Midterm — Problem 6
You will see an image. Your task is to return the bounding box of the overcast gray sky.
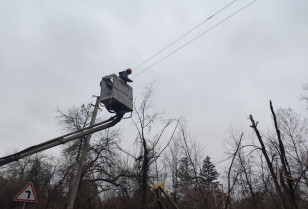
[0,0,307,168]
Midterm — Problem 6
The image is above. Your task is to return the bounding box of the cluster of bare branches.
[1,85,308,209]
[224,102,308,209]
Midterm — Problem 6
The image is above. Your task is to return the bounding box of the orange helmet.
[126,68,132,74]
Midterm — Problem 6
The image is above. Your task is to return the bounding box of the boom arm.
[0,114,123,167]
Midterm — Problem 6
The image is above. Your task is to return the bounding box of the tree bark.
[270,101,298,209]
[249,114,287,208]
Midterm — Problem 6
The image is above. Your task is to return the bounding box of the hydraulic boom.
[0,74,133,167]
[0,114,123,167]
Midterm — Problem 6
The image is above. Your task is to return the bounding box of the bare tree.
[163,139,181,203]
[131,84,179,209]
[0,153,65,209]
[224,132,243,209]
[56,103,135,209]
[276,108,308,190]
[249,101,301,209]
[176,118,209,209]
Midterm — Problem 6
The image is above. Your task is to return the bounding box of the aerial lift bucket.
[100,74,133,115]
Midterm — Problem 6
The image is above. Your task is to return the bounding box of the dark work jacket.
[119,71,133,83]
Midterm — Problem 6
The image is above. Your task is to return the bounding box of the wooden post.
[220,184,225,209]
[212,184,218,209]
[67,97,100,209]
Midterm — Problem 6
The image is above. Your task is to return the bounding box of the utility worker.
[119,68,133,83]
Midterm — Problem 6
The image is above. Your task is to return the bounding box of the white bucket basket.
[100,74,133,114]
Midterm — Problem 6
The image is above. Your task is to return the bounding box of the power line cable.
[60,0,256,118]
[63,0,256,123]
[133,0,239,71]
[133,0,257,78]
